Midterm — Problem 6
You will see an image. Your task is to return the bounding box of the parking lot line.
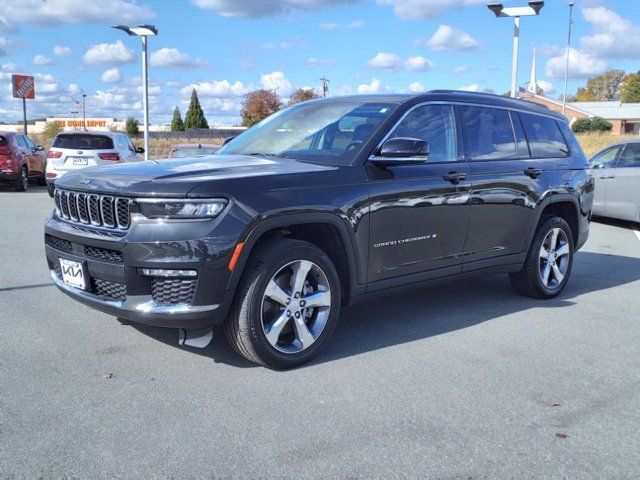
[634,228,640,243]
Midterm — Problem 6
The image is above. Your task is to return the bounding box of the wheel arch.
[527,195,580,248]
[227,213,364,303]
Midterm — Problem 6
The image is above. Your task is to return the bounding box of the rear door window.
[461,106,517,160]
[520,113,569,158]
[52,134,114,150]
[16,136,28,148]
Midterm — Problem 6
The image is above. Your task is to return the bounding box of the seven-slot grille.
[55,189,131,230]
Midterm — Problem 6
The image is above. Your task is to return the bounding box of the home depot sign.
[12,75,35,99]
[52,119,110,128]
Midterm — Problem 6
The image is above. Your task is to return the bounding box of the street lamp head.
[487,3,504,17]
[111,24,158,36]
[528,1,544,14]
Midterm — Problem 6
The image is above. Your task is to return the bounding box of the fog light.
[140,268,197,278]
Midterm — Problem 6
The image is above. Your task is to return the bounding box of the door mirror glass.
[135,146,145,154]
[36,145,45,151]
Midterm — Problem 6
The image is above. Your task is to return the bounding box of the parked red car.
[0,131,46,192]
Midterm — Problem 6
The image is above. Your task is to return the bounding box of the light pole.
[111,24,158,161]
[487,2,544,98]
[82,94,87,131]
[562,2,575,115]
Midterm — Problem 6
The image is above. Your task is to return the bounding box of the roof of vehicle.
[55,130,123,138]
[309,90,566,121]
[0,130,17,136]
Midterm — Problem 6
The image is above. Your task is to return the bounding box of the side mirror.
[372,137,429,166]
[222,136,236,146]
[36,145,45,151]
[135,147,145,154]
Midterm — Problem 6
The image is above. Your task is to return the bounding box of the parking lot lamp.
[487,2,544,98]
[562,2,575,115]
[111,25,158,161]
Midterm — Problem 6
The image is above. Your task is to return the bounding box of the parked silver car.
[46,131,144,196]
[590,139,640,223]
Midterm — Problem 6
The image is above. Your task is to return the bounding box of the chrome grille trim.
[54,189,131,231]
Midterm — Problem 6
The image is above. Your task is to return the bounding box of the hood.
[56,154,336,197]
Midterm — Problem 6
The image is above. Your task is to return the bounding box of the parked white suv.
[46,131,144,196]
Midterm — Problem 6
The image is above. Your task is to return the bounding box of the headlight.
[137,198,228,219]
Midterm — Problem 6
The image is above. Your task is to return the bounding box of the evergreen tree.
[184,89,209,129]
[171,106,185,132]
[125,117,140,136]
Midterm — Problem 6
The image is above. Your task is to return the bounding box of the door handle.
[524,167,542,178]
[599,176,615,179]
[443,171,466,184]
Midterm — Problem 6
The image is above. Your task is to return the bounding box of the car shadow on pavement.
[126,251,640,369]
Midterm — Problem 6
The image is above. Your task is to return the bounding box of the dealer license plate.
[59,258,86,290]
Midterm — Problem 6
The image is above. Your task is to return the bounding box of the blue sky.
[1,0,639,125]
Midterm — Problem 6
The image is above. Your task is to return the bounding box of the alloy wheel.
[539,227,570,289]
[21,168,28,190]
[260,260,332,354]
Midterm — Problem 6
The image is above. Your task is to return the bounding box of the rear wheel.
[14,166,28,192]
[510,216,574,299]
[224,239,341,369]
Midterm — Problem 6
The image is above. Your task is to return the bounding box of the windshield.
[170,146,218,158]
[217,100,399,165]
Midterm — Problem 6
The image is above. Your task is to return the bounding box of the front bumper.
[44,212,241,329]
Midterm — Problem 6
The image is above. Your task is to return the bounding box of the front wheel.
[510,216,574,299]
[224,239,341,369]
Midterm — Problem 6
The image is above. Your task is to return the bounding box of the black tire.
[510,215,574,299]
[47,183,55,198]
[14,166,28,192]
[37,172,47,186]
[224,238,342,369]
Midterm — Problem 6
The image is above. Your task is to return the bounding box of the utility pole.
[562,2,575,115]
[22,98,27,134]
[320,76,329,98]
[82,94,87,131]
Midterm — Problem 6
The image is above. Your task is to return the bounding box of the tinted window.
[591,146,620,168]
[461,106,516,160]
[52,134,114,150]
[16,135,28,148]
[617,143,640,168]
[387,104,457,162]
[520,113,568,158]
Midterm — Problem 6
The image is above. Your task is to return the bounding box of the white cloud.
[536,80,555,94]
[378,0,484,20]
[33,54,55,65]
[321,20,364,30]
[0,0,155,27]
[368,52,400,70]
[407,82,424,93]
[545,47,606,79]
[307,57,341,68]
[459,84,480,92]
[0,36,10,56]
[357,78,386,94]
[100,67,122,83]
[1,62,17,72]
[405,56,435,72]
[580,6,640,60]
[53,45,72,57]
[422,25,480,51]
[191,0,356,17]
[67,84,81,95]
[452,65,468,75]
[149,48,207,69]
[180,80,248,98]
[83,40,135,65]
[260,71,293,96]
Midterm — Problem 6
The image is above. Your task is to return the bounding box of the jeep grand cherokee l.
[44,91,593,369]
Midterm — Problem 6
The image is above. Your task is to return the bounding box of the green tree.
[240,89,283,127]
[287,88,321,106]
[184,89,209,129]
[125,117,140,136]
[42,121,62,140]
[571,117,613,133]
[170,106,185,132]
[575,70,626,101]
[621,71,640,103]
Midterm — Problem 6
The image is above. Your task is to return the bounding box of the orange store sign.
[54,120,109,128]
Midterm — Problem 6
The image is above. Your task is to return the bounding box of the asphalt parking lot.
[1,186,639,479]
